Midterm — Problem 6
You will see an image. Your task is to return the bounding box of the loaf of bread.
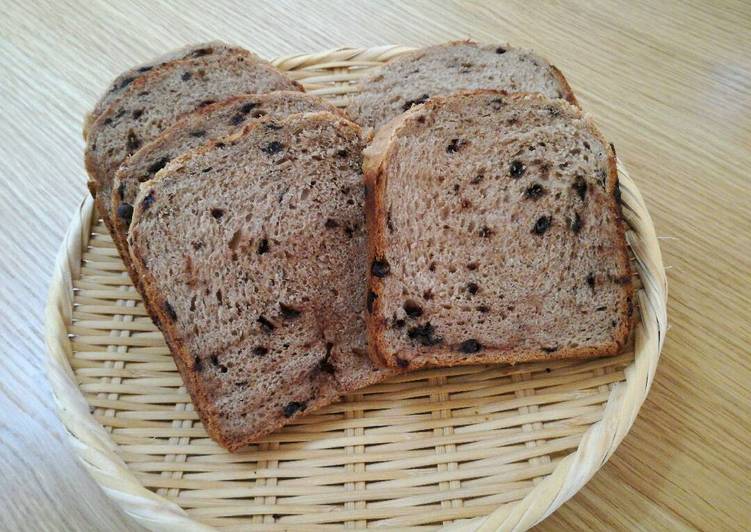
[128,112,394,450]
[110,91,340,274]
[83,42,244,138]
[363,91,633,369]
[347,41,577,131]
[84,49,300,240]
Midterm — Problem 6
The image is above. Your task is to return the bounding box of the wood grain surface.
[1,0,749,530]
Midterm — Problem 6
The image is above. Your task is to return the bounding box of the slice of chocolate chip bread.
[128,112,395,450]
[110,91,341,274]
[347,41,577,131]
[364,91,633,369]
[83,41,243,139]
[84,51,300,240]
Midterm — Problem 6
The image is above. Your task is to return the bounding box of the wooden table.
[1,1,749,530]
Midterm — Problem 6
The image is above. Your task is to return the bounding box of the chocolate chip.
[542,346,558,353]
[459,339,482,353]
[164,301,177,321]
[117,202,133,224]
[142,191,155,210]
[402,93,429,111]
[253,346,269,356]
[477,305,490,313]
[193,356,203,372]
[583,141,591,150]
[429,262,436,272]
[446,138,465,153]
[235,381,248,387]
[279,303,301,319]
[210,354,220,367]
[147,156,170,175]
[210,208,224,219]
[366,291,378,313]
[262,141,284,155]
[344,226,355,238]
[257,315,275,332]
[198,99,215,108]
[190,130,206,138]
[283,401,306,417]
[126,131,141,152]
[119,76,135,89]
[547,106,561,117]
[596,306,607,311]
[117,182,126,201]
[181,71,192,81]
[190,47,213,57]
[573,175,587,200]
[407,322,442,346]
[471,173,484,184]
[395,357,410,368]
[239,102,257,114]
[532,216,552,235]
[191,241,203,250]
[132,109,144,119]
[490,98,504,111]
[586,272,596,291]
[509,160,526,178]
[257,238,269,255]
[324,218,339,229]
[467,262,479,271]
[336,149,349,158]
[627,299,634,317]
[387,209,394,233]
[570,212,583,234]
[371,259,390,278]
[467,282,479,295]
[230,113,246,126]
[403,300,423,318]
[393,318,406,329]
[525,183,545,200]
[319,344,336,374]
[479,226,493,238]
[422,289,434,300]
[495,46,506,54]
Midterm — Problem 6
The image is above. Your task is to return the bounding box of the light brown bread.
[128,112,394,450]
[110,91,340,273]
[363,91,633,369]
[84,50,300,239]
[83,42,243,139]
[347,41,577,131]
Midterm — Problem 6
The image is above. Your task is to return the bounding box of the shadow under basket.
[46,45,667,531]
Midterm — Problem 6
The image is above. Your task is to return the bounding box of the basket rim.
[45,45,667,532]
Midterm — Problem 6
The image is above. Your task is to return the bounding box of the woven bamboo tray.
[46,46,667,531]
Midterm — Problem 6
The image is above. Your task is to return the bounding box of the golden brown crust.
[363,90,634,370]
[548,64,579,107]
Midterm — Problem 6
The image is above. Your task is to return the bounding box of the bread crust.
[364,90,634,369]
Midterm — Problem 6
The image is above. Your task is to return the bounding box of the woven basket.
[46,46,667,531]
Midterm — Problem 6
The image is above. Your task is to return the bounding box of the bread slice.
[127,112,395,450]
[83,42,243,138]
[110,91,340,274]
[363,91,634,369]
[84,51,300,240]
[347,41,577,131]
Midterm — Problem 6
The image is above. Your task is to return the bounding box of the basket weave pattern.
[46,46,667,531]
